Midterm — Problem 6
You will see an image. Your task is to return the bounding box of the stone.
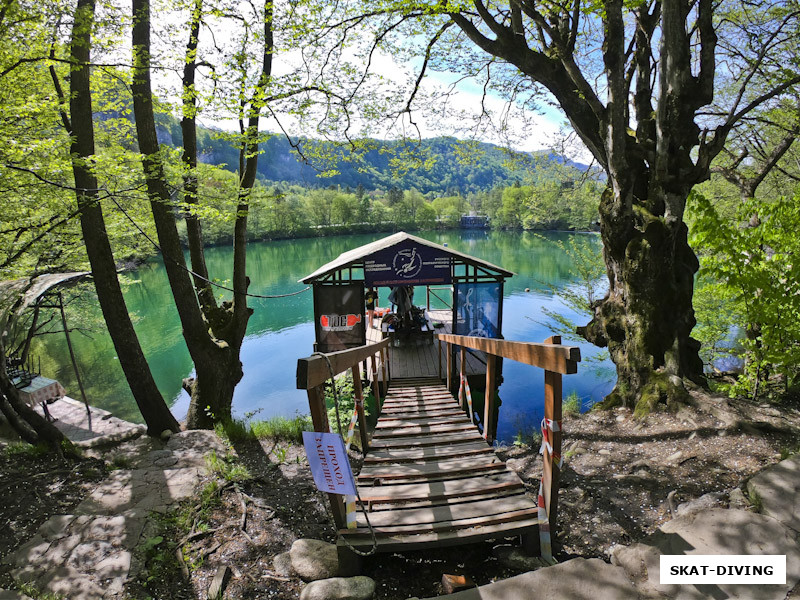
[747,454,800,533]
[613,509,800,600]
[728,487,749,510]
[616,415,625,422]
[666,451,682,462]
[290,539,339,581]
[0,591,33,600]
[675,492,725,517]
[418,558,637,600]
[442,574,474,594]
[160,429,173,441]
[36,565,106,600]
[492,545,546,571]
[598,449,611,456]
[299,576,375,600]
[273,551,295,577]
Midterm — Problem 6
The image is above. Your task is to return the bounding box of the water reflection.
[32,230,614,440]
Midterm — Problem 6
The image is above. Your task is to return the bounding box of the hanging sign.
[454,282,501,338]
[365,239,452,286]
[302,431,357,496]
[313,283,366,352]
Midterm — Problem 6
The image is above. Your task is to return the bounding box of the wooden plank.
[379,408,463,419]
[297,338,390,389]
[351,365,369,451]
[375,416,471,429]
[369,431,485,449]
[363,487,529,512]
[364,444,494,464]
[435,333,580,374]
[372,423,476,438]
[484,353,496,443]
[351,493,534,528]
[358,471,524,504]
[358,456,505,481]
[340,516,541,551]
[343,507,540,536]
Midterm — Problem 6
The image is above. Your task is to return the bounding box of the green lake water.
[34,230,614,443]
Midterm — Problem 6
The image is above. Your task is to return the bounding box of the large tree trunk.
[66,0,179,435]
[132,0,252,429]
[579,187,705,414]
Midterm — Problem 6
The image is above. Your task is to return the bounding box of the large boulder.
[747,454,800,533]
[300,576,375,600]
[612,508,800,599]
[290,539,339,581]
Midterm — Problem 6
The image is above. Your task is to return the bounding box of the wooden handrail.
[297,338,391,390]
[436,333,580,375]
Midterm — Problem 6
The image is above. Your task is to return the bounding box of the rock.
[573,446,587,455]
[0,591,33,600]
[300,576,375,600]
[666,451,682,462]
[675,492,725,517]
[418,558,637,600]
[160,429,173,441]
[616,415,625,422]
[613,509,800,600]
[290,539,339,581]
[442,574,474,593]
[273,551,294,577]
[668,375,684,389]
[728,487,749,510]
[747,454,800,533]
[492,545,547,571]
[598,449,611,456]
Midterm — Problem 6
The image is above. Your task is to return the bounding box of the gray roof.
[300,232,513,283]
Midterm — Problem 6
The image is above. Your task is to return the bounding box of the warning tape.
[343,395,363,529]
[461,373,474,423]
[537,416,563,564]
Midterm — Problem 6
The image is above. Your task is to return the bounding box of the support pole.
[306,385,347,529]
[58,293,91,430]
[446,342,452,392]
[484,353,496,443]
[370,354,381,413]
[459,346,466,410]
[350,365,369,452]
[381,347,388,391]
[541,335,563,549]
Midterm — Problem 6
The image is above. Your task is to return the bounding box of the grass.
[251,414,313,443]
[205,450,251,483]
[14,583,64,600]
[748,487,764,513]
[562,391,583,417]
[4,441,51,458]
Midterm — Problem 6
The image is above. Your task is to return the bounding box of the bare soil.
[2,387,800,599]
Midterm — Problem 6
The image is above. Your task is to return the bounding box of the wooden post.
[370,354,381,413]
[459,346,466,410]
[350,366,369,452]
[426,286,430,310]
[484,353,496,443]
[306,385,347,529]
[438,337,442,381]
[58,293,92,430]
[541,335,563,546]
[381,347,388,390]
[446,342,452,392]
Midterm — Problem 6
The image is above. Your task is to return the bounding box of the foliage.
[205,450,252,483]
[689,189,800,397]
[323,372,372,436]
[562,391,582,417]
[250,414,313,443]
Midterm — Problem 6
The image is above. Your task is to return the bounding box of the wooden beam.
[297,338,391,389]
[484,353,496,443]
[351,365,369,452]
[459,347,466,411]
[370,354,382,412]
[541,335,563,547]
[435,333,580,374]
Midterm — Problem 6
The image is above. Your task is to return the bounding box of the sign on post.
[302,431,357,496]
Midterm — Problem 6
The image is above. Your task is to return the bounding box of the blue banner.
[454,282,501,338]
[365,239,452,286]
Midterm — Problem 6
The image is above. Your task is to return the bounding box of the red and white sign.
[320,313,362,331]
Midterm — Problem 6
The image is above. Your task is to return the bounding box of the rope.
[310,351,378,556]
[108,196,311,300]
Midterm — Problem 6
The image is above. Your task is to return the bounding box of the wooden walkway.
[365,309,486,380]
[340,377,539,551]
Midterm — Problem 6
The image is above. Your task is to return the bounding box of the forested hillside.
[154,115,591,194]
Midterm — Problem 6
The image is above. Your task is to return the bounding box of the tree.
[316,0,800,411]
[60,0,178,435]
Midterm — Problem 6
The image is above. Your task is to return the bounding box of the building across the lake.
[460,212,490,229]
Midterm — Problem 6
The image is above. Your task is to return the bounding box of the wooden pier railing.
[296,337,391,528]
[436,332,581,546]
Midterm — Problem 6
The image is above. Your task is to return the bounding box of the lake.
[34,230,614,443]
